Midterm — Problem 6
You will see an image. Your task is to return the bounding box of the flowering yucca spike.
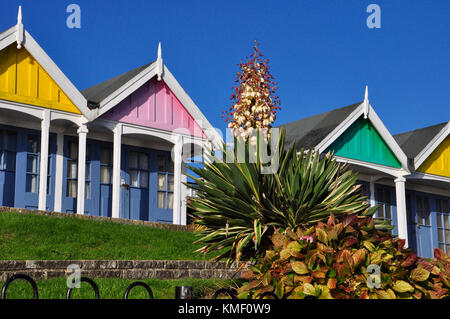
[223,40,281,141]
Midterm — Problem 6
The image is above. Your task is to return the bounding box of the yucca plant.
[187,129,380,266]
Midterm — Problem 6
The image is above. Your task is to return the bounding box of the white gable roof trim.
[95,63,224,148]
[0,24,92,120]
[414,121,450,170]
[96,63,157,115]
[315,102,410,174]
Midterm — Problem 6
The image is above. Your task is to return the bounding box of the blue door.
[62,137,113,216]
[14,129,56,210]
[62,137,77,213]
[375,185,397,234]
[150,153,174,223]
[0,129,17,207]
[413,195,433,258]
[62,137,95,214]
[406,193,418,253]
[120,147,149,221]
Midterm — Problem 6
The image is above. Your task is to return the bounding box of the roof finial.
[363,85,369,119]
[16,5,24,49]
[156,42,163,81]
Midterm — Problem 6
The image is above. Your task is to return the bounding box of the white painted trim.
[362,175,450,199]
[119,121,207,147]
[395,177,408,248]
[406,183,450,198]
[363,86,369,119]
[315,103,363,153]
[333,155,407,177]
[53,130,65,212]
[94,63,223,148]
[38,110,50,210]
[121,123,176,145]
[316,103,409,172]
[0,99,43,119]
[111,124,122,219]
[407,172,450,184]
[50,111,82,127]
[162,66,223,147]
[156,42,163,81]
[180,161,187,226]
[16,6,23,49]
[366,105,409,170]
[0,26,16,52]
[369,176,376,207]
[63,123,175,153]
[414,122,450,170]
[76,124,88,214]
[97,63,157,115]
[0,99,84,128]
[0,23,91,119]
[93,119,208,147]
[172,135,183,225]
[22,30,91,119]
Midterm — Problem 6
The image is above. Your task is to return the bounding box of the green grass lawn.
[0,212,212,260]
[0,277,237,299]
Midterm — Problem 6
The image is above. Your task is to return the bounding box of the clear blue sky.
[1,1,449,136]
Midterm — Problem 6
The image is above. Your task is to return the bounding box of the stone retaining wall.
[0,260,243,281]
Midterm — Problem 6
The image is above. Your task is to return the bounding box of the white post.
[76,124,88,215]
[369,176,376,207]
[111,124,122,219]
[203,141,213,165]
[180,161,187,225]
[395,176,408,247]
[38,110,50,211]
[53,130,64,212]
[173,135,182,225]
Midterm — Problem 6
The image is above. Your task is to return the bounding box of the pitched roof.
[277,102,362,150]
[394,122,448,160]
[81,62,154,107]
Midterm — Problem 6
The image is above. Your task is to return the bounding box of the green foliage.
[187,129,379,266]
[0,212,206,260]
[237,213,450,299]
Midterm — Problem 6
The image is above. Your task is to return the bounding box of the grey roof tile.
[277,102,362,150]
[394,122,448,159]
[81,61,155,107]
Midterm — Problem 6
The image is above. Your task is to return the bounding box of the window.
[85,145,91,199]
[157,155,174,209]
[47,151,51,195]
[66,141,78,198]
[0,130,17,171]
[436,199,450,253]
[100,148,112,184]
[66,142,91,199]
[377,188,392,221]
[26,135,39,193]
[128,151,149,188]
[416,196,431,226]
